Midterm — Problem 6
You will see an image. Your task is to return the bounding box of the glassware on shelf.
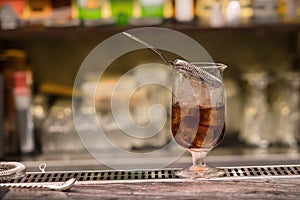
[224,79,242,135]
[272,72,300,148]
[252,0,279,23]
[175,0,194,22]
[77,0,102,20]
[129,0,165,26]
[240,72,272,149]
[96,77,135,150]
[140,0,164,19]
[75,81,114,152]
[225,0,242,26]
[109,0,134,25]
[130,64,171,149]
[210,0,224,27]
[172,62,227,178]
[42,99,84,153]
[196,0,227,26]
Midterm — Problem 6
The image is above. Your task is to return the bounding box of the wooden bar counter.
[2,177,300,199]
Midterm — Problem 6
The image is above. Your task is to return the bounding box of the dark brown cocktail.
[172,102,225,150]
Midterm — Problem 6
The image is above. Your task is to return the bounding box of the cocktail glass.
[172,62,227,178]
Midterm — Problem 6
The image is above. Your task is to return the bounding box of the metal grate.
[1,165,300,184]
[222,165,300,178]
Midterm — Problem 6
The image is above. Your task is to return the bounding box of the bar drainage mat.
[1,165,300,183]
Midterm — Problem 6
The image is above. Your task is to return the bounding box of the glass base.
[176,165,225,179]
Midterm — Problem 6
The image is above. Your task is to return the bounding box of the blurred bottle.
[164,0,174,19]
[13,71,35,154]
[0,3,20,30]
[77,0,102,19]
[139,0,164,24]
[42,0,77,28]
[175,0,194,22]
[195,0,211,25]
[32,94,49,154]
[197,0,233,26]
[23,0,52,21]
[0,0,25,18]
[225,0,241,26]
[240,0,253,24]
[285,0,297,20]
[110,0,134,25]
[210,0,224,27]
[278,0,298,22]
[0,49,31,156]
[252,0,279,23]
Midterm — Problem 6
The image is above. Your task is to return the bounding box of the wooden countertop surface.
[3,177,300,199]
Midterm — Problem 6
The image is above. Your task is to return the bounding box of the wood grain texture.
[3,178,300,200]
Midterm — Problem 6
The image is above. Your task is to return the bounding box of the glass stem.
[190,150,209,170]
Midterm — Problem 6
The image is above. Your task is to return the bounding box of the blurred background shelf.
[0,22,300,39]
[1,22,298,89]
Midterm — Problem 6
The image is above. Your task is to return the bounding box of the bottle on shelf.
[239,0,253,24]
[109,0,134,25]
[210,0,224,27]
[164,0,174,19]
[77,0,102,20]
[139,0,164,24]
[278,0,299,22]
[0,3,19,30]
[175,0,194,22]
[252,0,279,23]
[0,49,29,156]
[225,0,241,26]
[13,71,35,154]
[23,0,52,20]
